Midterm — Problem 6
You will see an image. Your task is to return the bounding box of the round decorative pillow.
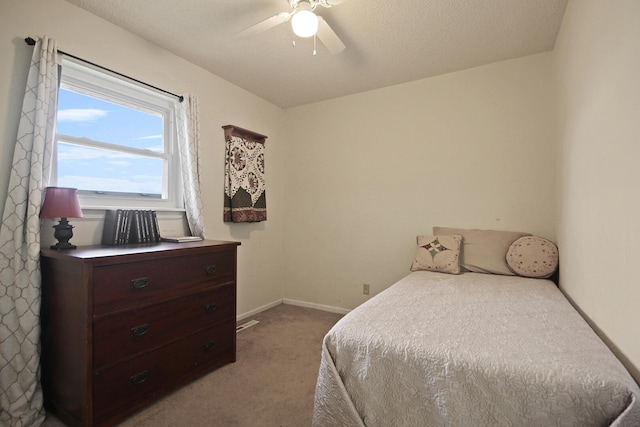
[506,236,558,278]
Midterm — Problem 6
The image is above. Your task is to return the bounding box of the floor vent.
[236,319,260,333]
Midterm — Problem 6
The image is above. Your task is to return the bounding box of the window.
[54,59,182,210]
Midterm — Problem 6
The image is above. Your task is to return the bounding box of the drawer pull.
[204,265,217,275]
[130,370,148,385]
[131,277,149,289]
[204,341,216,352]
[130,324,149,337]
[204,303,217,313]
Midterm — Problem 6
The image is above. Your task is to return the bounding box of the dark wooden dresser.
[40,240,240,427]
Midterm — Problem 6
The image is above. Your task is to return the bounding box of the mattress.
[313,271,640,426]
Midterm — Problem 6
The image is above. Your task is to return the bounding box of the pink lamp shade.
[40,187,83,219]
[40,187,83,250]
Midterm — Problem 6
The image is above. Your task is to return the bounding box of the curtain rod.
[24,37,183,102]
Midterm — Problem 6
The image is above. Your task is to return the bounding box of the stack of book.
[101,209,161,245]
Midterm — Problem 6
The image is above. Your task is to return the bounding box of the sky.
[56,88,165,196]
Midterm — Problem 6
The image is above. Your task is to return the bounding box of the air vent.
[236,319,260,333]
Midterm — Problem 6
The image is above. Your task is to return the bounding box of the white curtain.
[0,37,60,426]
[176,94,206,238]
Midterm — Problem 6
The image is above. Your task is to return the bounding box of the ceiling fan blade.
[318,0,349,7]
[316,16,345,54]
[236,12,290,38]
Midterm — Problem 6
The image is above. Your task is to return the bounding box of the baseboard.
[283,298,351,315]
[236,299,282,322]
[237,298,351,321]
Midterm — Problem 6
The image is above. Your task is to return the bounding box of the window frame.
[54,58,184,211]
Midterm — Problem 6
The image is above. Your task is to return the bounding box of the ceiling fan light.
[292,9,318,38]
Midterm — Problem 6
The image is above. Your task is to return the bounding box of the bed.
[312,228,640,426]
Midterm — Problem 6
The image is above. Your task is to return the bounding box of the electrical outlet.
[363,284,370,295]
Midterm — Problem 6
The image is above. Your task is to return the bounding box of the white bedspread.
[313,271,640,426]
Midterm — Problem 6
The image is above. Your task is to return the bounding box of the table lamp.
[40,186,84,250]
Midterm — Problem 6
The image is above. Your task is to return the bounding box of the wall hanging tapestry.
[223,125,268,223]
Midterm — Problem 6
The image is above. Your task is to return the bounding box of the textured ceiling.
[62,0,568,109]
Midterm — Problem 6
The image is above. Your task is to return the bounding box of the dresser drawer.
[93,320,235,424]
[93,283,235,369]
[93,249,235,315]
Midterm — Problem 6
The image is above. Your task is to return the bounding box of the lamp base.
[51,217,77,250]
[50,242,77,250]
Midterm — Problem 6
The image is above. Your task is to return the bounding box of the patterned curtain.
[0,37,60,427]
[176,94,206,238]
[223,126,267,223]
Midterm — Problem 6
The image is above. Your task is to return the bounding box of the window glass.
[57,139,163,197]
[57,89,163,151]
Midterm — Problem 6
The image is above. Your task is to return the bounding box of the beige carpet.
[42,303,343,427]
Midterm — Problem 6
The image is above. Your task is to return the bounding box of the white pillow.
[506,236,558,278]
[433,227,530,275]
[410,234,463,274]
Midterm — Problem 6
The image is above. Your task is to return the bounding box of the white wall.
[282,53,556,310]
[554,0,640,381]
[0,0,287,318]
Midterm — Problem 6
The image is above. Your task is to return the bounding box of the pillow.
[506,236,558,278]
[410,234,463,274]
[433,226,531,275]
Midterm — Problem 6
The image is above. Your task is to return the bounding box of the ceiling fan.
[237,0,348,55]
